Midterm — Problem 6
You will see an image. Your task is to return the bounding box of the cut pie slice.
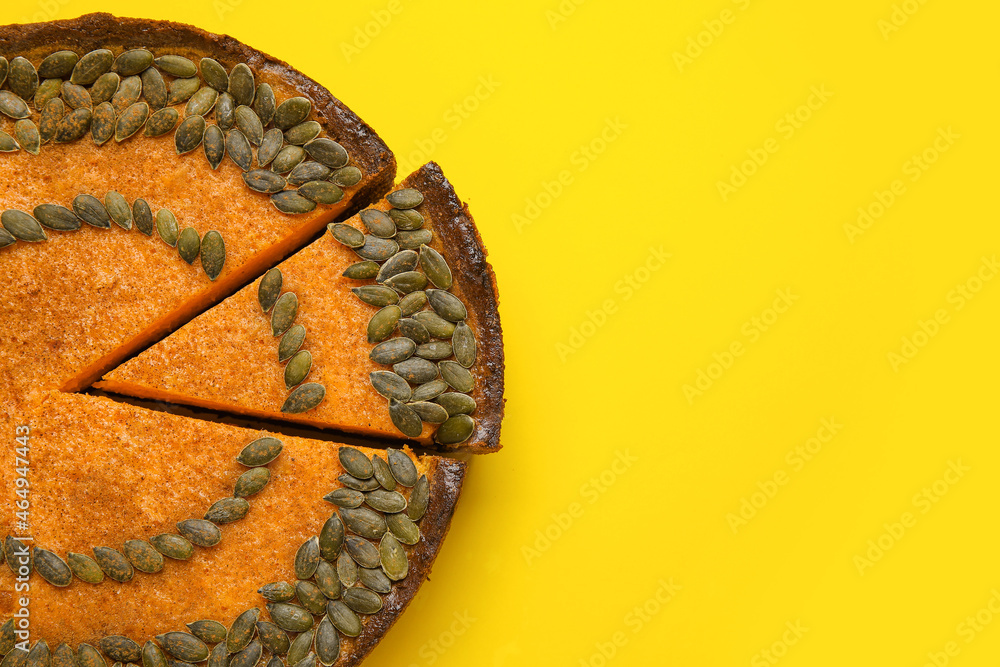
[0,391,465,666]
[99,163,504,453]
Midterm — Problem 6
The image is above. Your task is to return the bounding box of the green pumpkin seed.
[235,105,263,145]
[271,292,298,336]
[332,166,363,188]
[271,145,306,173]
[203,124,225,169]
[39,51,79,79]
[0,210,43,242]
[284,121,321,146]
[380,533,408,580]
[397,229,434,250]
[113,49,153,76]
[32,548,71,587]
[388,449,418,487]
[228,63,255,106]
[227,608,260,653]
[52,644,75,667]
[277,324,307,364]
[39,98,64,143]
[376,250,418,283]
[24,640,48,667]
[326,601,361,638]
[408,401,449,424]
[393,357,439,384]
[34,78,63,112]
[244,169,286,194]
[368,305,401,343]
[1,649,26,667]
[370,337,415,365]
[0,57,6,89]
[72,49,113,85]
[411,379,448,403]
[413,311,456,338]
[336,551,358,587]
[295,536,322,579]
[274,97,311,130]
[104,191,132,230]
[225,129,253,171]
[122,540,164,574]
[214,92,236,131]
[282,383,326,413]
[154,55,197,78]
[228,641,260,667]
[369,370,412,402]
[304,138,348,169]
[314,617,339,667]
[406,475,430,521]
[202,230,226,280]
[116,102,149,142]
[435,414,476,445]
[255,622,288,656]
[287,161,332,186]
[342,587,383,615]
[360,209,396,238]
[71,194,110,228]
[314,559,342,600]
[5,538,30,574]
[258,268,283,312]
[141,67,167,109]
[167,76,201,106]
[339,448,374,479]
[295,580,327,615]
[93,547,133,582]
[426,289,468,322]
[175,115,205,153]
[185,86,218,117]
[150,534,194,560]
[387,188,424,209]
[343,261,379,280]
[11,120,38,155]
[286,633,312,667]
[144,108,179,137]
[356,235,400,261]
[399,291,428,317]
[324,488,364,508]
[259,581,295,603]
[111,76,142,114]
[353,285,399,307]
[266,603,314,633]
[67,552,104,584]
[417,245,452,289]
[9,57,37,101]
[359,566,392,593]
[342,511,387,543]
[141,641,166,667]
[0,91,29,120]
[386,511,421,545]
[205,497,249,524]
[256,127,282,167]
[206,643,226,667]
[251,83,275,124]
[76,646,104,667]
[399,318,430,344]
[176,519,223,547]
[90,72,120,105]
[385,271,428,294]
[439,360,475,393]
[155,634,207,664]
[271,191,316,215]
[238,435,284,466]
[155,209,178,245]
[299,181,343,205]
[415,341,453,360]
[285,350,312,389]
[329,223,365,248]
[452,322,478,367]
[60,81,92,109]
[388,208,423,231]
[200,58,229,92]
[365,489,407,513]
[234,467,271,498]
[91,102,116,145]
[133,199,154,236]
[0,130,19,152]
[320,513,346,561]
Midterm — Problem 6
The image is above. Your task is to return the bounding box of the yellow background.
[15,0,1000,664]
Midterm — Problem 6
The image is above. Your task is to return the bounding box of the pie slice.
[0,391,465,666]
[99,163,504,453]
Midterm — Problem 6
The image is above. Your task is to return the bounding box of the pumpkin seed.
[337,552,357,589]
[331,166,363,187]
[203,124,225,168]
[412,379,448,403]
[258,269,283,312]
[215,92,236,130]
[368,305,402,343]
[244,169,286,194]
[93,547,133,582]
[227,608,260,653]
[61,81,92,109]
[12,119,38,155]
[416,245,451,290]
[399,291,428,317]
[353,285,399,307]
[238,436,284,466]
[380,533,408,580]
[111,76,142,114]
[435,414,476,445]
[258,582,295,603]
[187,620,226,646]
[408,401,449,424]
[282,381,326,413]
[205,497,249,524]
[141,67,167,109]
[176,518,222,547]
[314,559,341,600]
[397,229,433,250]
[413,311,456,338]
[385,271,428,294]
[234,467,270,498]
[284,350,312,389]
[274,97,312,130]
[388,449,418,486]
[90,102,115,144]
[67,552,104,584]
[319,513,346,561]
[39,98,64,143]
[369,370,412,402]
[52,644,75,667]
[0,92,29,121]
[326,602,362,638]
[5,537,29,574]
[324,489,364,508]
[0,57,6,89]
[1,649,26,667]
[104,191,132,230]
[295,536,322,579]
[73,194,111,229]
[387,188,424,209]
[277,324,306,363]
[292,653,316,667]
[228,641,260,667]
[386,511,421,545]
[225,129,253,171]
[113,49,153,76]
[295,580,327,615]
[206,643,226,667]
[199,58,228,91]
[155,209,178,245]
[155,635,207,664]
[255,622,288,656]
[254,128,282,168]
[70,49,112,85]
[342,587,383,615]
[266,604,314,633]
[358,566,392,593]
[200,230,226,281]
[287,161,331,186]
[6,58,35,102]
[283,121,320,146]
[175,115,205,153]
[398,318,430,344]
[228,63,255,106]
[356,235,399,262]
[39,51,78,79]
[150,534,194,560]
[32,548,71,587]
[329,223,365,248]
[167,76,201,106]
[299,181,343,205]
[122,540,164,574]
[365,489,407,513]
[388,208,423,231]
[314,617,339,667]
[376,250,418,283]
[370,337,416,365]
[154,55,197,78]
[339,448,374,479]
[76,646,104,667]
[185,86,218,117]
[360,209,396,238]
[342,511,387,543]
[90,72,120,105]
[34,78,63,112]
[271,145,306,173]
[285,632,312,667]
[271,191,316,215]
[235,105,263,145]
[140,643,166,667]
[23,640,47,667]
[144,108,179,137]
[304,139,348,169]
[250,83,275,124]
[415,341,452,360]
[116,102,149,142]
[439,360,475,393]
[427,289,468,322]
[32,204,78,232]
[343,261,379,280]
[393,357,438,384]
[271,293,298,336]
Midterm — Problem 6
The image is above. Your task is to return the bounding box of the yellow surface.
[15,0,1000,665]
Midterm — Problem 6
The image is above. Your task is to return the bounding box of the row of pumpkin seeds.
[0,52,361,215]
[17,436,282,588]
[256,268,327,415]
[0,192,226,280]
[329,189,478,445]
[0,448,429,667]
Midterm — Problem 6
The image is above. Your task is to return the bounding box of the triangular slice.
[0,390,464,666]
[100,163,504,453]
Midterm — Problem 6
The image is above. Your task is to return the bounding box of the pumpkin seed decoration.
[388,449,418,487]
[145,108,179,137]
[67,551,105,584]
[93,546,134,583]
[368,305,402,343]
[380,533,409,581]
[411,379,448,403]
[282,383,326,413]
[412,311,456,338]
[386,511,421,545]
[409,401,449,424]
[141,67,168,109]
[121,539,164,574]
[326,602,361,638]
[150,533,194,560]
[116,102,149,142]
[229,640,261,667]
[24,640,48,667]
[111,76,142,114]
[75,645,105,667]
[155,209,178,246]
[34,78,63,112]
[257,128,283,167]
[339,447,374,479]
[259,581,296,603]
[201,230,226,281]
[1,648,26,667]
[12,120,38,156]
[103,191,132,230]
[0,622,13,656]
[376,250,418,283]
[370,337,416,365]
[343,261,379,280]
[319,513,346,561]
[302,136,350,168]
[399,291,428,317]
[274,97,311,130]
[113,49,153,76]
[393,357,438,384]
[133,199,154,236]
[32,548,72,587]
[199,58,228,92]
[168,77,201,107]
[360,209,396,238]
[299,181,343,205]
[141,641,166,667]
[271,191,316,215]
[205,497,250,524]
[388,208,423,231]
[186,620,227,646]
[353,285,399,307]
[329,223,365,248]
[61,81,92,109]
[203,124,225,169]
[313,617,339,667]
[225,129,253,171]
[252,83,276,125]
[0,131,20,153]
[342,587,383,615]
[278,324,306,363]
[185,86,218,117]
[294,536,322,579]
[324,488,364,508]
[295,580,328,615]
[91,72,121,105]
[0,56,6,89]
[0,91,29,119]
[435,414,476,445]
[342,511,387,543]
[244,169,286,194]
[356,235,399,262]
[435,391,476,417]
[415,341,452,360]
[235,105,263,145]
[286,633,313,667]
[155,634,207,664]
[365,489,408,513]
[72,49,113,85]
[398,318,430,344]
[39,98,64,144]
[177,518,223,547]
[397,229,433,250]
[384,271,428,294]
[227,608,260,653]
[33,204,79,231]
[340,471,390,490]
[288,161,331,185]
[215,92,236,130]
[234,466,271,498]
[387,188,424,209]
[152,55,195,77]
[266,603,314,633]
[427,289,468,322]
[359,566,393,594]
[175,115,206,153]
[439,360,475,393]
[332,166,363,188]
[254,622,288,656]
[73,194,111,229]
[51,644,75,667]
[314,559,342,600]
[271,293,298,336]
[369,371,411,402]
[9,57,38,101]
[39,51,78,79]
[284,121,321,146]
[228,63,255,106]
[285,350,312,389]
[91,103,116,145]
[207,642,227,667]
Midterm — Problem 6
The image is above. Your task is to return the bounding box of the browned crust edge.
[341,456,467,666]
[0,13,396,207]
[402,163,505,454]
